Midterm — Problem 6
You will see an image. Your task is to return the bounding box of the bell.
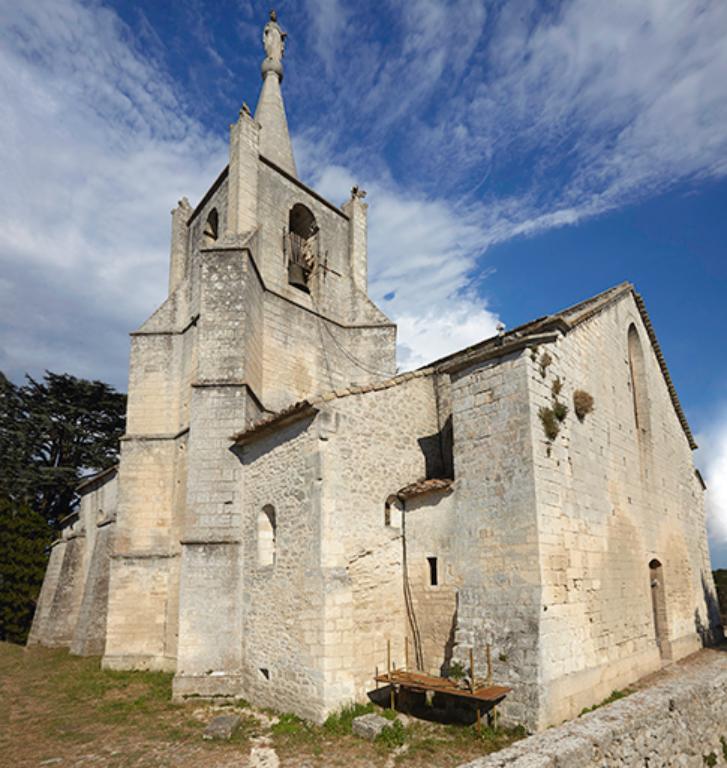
[288,261,310,292]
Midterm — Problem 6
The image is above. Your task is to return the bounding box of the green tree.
[0,370,126,643]
[2,371,126,526]
[0,498,53,643]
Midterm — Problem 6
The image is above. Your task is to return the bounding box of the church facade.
[29,12,721,731]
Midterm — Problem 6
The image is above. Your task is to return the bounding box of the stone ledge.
[459,650,727,767]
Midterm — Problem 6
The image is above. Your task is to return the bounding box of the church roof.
[231,282,696,450]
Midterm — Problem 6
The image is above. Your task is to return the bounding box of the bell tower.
[105,10,397,696]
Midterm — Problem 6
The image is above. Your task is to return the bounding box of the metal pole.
[469,648,475,692]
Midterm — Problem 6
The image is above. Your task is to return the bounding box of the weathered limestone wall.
[28,472,118,651]
[529,293,720,726]
[460,652,727,768]
[234,373,447,720]
[41,521,86,647]
[256,161,396,413]
[256,161,350,316]
[449,351,542,729]
[240,416,329,719]
[70,521,114,656]
[323,374,444,700]
[404,490,458,677]
[173,245,258,697]
[70,474,118,656]
[27,538,66,646]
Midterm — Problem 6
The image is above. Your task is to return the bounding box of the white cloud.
[303,0,350,77]
[439,0,727,231]
[2,0,726,390]
[0,0,226,387]
[305,160,500,369]
[697,409,727,549]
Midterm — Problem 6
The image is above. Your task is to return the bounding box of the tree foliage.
[0,370,126,643]
[1,371,126,526]
[0,499,52,643]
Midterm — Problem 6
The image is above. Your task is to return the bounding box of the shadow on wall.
[696,572,725,646]
[440,604,458,678]
[417,416,454,481]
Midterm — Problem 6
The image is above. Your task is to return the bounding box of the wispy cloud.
[2,0,726,389]
[0,0,225,386]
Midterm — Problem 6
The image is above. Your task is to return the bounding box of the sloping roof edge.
[230,369,434,445]
[76,465,118,494]
[631,290,697,450]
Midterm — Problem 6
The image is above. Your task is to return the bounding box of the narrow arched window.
[258,505,276,566]
[286,203,318,291]
[627,324,649,436]
[203,208,219,243]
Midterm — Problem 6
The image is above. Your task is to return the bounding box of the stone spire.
[254,10,297,177]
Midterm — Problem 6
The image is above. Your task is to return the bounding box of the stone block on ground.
[351,713,390,740]
[203,713,241,740]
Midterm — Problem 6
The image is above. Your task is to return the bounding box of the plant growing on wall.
[539,352,552,378]
[552,400,568,422]
[573,389,595,422]
[539,406,560,441]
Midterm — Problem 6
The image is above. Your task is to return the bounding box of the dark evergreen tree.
[0,370,126,643]
[0,499,52,643]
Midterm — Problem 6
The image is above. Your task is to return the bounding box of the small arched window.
[203,208,219,244]
[627,324,650,436]
[258,505,276,566]
[286,203,318,291]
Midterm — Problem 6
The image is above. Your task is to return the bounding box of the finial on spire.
[262,9,287,81]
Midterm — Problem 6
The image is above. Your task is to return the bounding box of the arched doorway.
[649,559,670,659]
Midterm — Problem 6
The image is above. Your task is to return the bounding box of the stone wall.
[448,351,542,729]
[29,471,118,655]
[460,651,727,768]
[239,416,329,719]
[27,538,66,646]
[404,490,458,677]
[529,292,720,726]
[233,372,448,720]
[70,475,118,656]
[323,373,445,699]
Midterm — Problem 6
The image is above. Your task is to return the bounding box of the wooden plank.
[373,671,510,704]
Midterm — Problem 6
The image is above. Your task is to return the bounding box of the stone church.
[29,11,721,731]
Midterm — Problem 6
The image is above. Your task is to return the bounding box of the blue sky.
[1,0,726,565]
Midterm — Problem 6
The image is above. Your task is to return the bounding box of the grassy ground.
[0,642,525,768]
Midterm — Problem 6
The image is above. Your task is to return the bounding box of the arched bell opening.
[287,203,318,292]
[203,208,219,244]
